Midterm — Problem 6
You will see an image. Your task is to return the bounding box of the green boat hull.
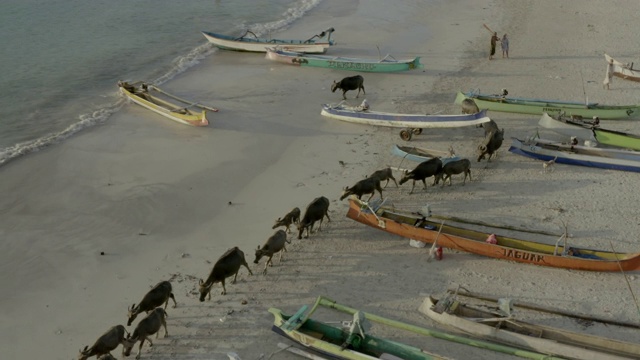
[455,92,640,119]
[593,128,640,150]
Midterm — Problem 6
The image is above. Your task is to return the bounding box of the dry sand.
[2,0,640,359]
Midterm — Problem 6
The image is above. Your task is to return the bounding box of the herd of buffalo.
[77,76,504,360]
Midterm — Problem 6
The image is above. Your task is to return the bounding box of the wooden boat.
[605,54,640,82]
[266,48,422,73]
[454,91,640,120]
[419,294,640,360]
[509,137,640,173]
[345,197,640,271]
[270,296,565,360]
[118,81,213,127]
[201,28,335,53]
[320,103,489,140]
[391,144,460,164]
[538,112,640,151]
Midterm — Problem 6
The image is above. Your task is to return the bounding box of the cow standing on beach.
[198,247,253,301]
[331,75,365,99]
[297,196,331,239]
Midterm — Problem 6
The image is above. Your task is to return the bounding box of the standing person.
[501,34,509,58]
[489,32,499,60]
[603,58,614,90]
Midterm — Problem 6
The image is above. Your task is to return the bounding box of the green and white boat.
[455,91,640,120]
[270,296,566,360]
[266,48,422,73]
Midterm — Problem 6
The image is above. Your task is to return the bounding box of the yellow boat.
[118,81,214,127]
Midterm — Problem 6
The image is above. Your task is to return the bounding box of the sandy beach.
[2,0,640,359]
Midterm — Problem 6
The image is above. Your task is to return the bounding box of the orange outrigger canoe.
[345,198,640,272]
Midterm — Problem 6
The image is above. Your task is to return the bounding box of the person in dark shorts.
[490,32,499,60]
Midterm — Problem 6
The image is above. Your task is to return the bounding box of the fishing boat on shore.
[118,81,215,127]
[270,296,566,360]
[509,137,640,173]
[605,54,640,82]
[419,294,640,360]
[201,28,335,53]
[538,112,640,150]
[345,197,640,272]
[320,103,489,140]
[266,48,422,72]
[455,91,640,120]
[391,144,460,164]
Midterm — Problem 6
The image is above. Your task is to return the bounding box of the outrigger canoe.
[538,112,640,150]
[509,137,640,173]
[320,103,489,140]
[201,28,335,53]
[118,81,216,127]
[455,91,640,120]
[266,48,422,73]
[419,294,640,360]
[345,197,640,271]
[605,53,640,82]
[270,296,568,360]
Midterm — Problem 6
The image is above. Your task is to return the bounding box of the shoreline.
[2,0,640,359]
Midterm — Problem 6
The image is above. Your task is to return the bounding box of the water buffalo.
[78,325,128,360]
[435,158,472,186]
[127,281,176,326]
[399,157,443,194]
[331,75,365,100]
[369,167,398,188]
[198,247,253,301]
[272,207,301,233]
[477,128,505,162]
[122,308,168,360]
[461,98,480,114]
[340,177,383,202]
[298,196,331,239]
[254,229,291,275]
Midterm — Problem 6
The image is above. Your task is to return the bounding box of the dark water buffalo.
[78,325,128,360]
[198,247,253,301]
[254,229,291,275]
[369,167,398,188]
[340,177,383,202]
[298,196,331,239]
[399,157,443,194]
[477,128,505,162]
[122,308,168,360]
[435,158,472,186]
[272,207,301,233]
[127,281,176,326]
[331,75,365,99]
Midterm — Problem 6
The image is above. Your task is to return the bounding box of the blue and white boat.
[508,137,640,173]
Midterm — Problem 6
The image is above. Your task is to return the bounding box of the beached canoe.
[419,295,640,360]
[118,81,212,127]
[538,112,640,150]
[605,53,640,82]
[266,48,422,73]
[271,296,565,360]
[455,91,640,120]
[345,197,640,271]
[391,144,460,164]
[509,137,640,173]
[320,103,489,140]
[201,28,335,53]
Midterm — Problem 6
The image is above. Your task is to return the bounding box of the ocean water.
[0,0,323,166]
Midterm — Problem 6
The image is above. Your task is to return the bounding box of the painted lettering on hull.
[327,61,377,71]
[504,249,544,263]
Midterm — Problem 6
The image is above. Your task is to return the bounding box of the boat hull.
[320,105,490,128]
[119,82,208,127]
[455,91,640,120]
[419,296,640,360]
[606,54,640,82]
[509,137,640,173]
[201,31,332,53]
[266,49,422,73]
[345,198,640,271]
